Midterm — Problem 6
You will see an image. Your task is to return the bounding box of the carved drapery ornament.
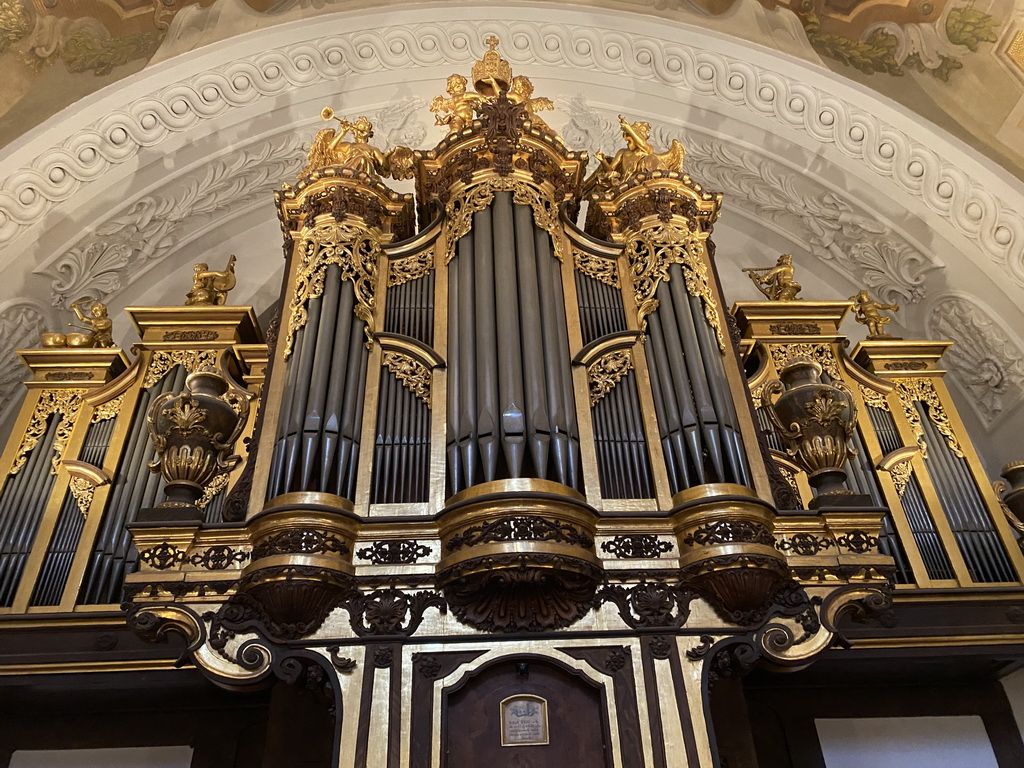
[284,220,382,358]
[443,177,565,266]
[626,225,724,351]
[143,350,220,389]
[572,247,619,288]
[382,351,432,406]
[587,349,633,406]
[11,389,86,476]
[893,377,963,459]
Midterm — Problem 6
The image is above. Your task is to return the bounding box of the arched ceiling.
[0,3,1023,473]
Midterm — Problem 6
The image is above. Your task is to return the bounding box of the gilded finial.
[850,290,900,339]
[472,35,512,96]
[742,254,802,301]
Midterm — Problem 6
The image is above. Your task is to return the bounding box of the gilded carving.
[851,289,900,338]
[91,393,125,422]
[387,250,433,287]
[572,247,618,288]
[143,350,220,389]
[444,177,565,266]
[11,389,85,476]
[893,377,963,458]
[185,255,237,306]
[285,220,381,358]
[886,459,913,497]
[39,299,114,349]
[858,384,889,410]
[382,351,431,406]
[743,255,802,301]
[627,225,724,351]
[769,342,842,381]
[68,476,95,518]
[586,115,686,193]
[303,110,415,180]
[587,349,633,407]
[197,471,231,510]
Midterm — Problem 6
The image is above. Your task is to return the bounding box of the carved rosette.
[764,357,857,505]
[146,369,249,510]
[436,480,603,632]
[238,499,359,639]
[672,484,787,622]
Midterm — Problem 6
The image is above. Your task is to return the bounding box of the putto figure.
[508,75,554,133]
[302,109,415,179]
[185,255,237,306]
[851,289,900,338]
[40,298,114,348]
[743,254,802,301]
[430,74,487,135]
[587,115,686,191]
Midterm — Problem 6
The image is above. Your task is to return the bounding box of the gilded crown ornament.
[743,254,802,301]
[39,298,114,349]
[430,37,556,139]
[146,368,249,513]
[851,289,900,338]
[764,357,858,507]
[185,254,236,306]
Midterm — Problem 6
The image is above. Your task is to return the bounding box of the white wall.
[815,716,998,768]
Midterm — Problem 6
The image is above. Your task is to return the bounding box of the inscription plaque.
[500,695,549,747]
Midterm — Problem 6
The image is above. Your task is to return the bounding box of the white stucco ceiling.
[1,3,1022,472]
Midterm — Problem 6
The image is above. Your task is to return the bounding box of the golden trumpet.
[321,106,335,121]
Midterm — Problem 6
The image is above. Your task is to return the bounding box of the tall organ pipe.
[493,196,527,478]
[474,208,500,482]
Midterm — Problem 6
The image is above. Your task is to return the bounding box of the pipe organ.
[1,39,1023,768]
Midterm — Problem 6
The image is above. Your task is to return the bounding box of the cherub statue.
[743,254,802,301]
[508,75,554,133]
[40,299,114,348]
[851,290,900,338]
[185,255,237,306]
[430,74,487,135]
[302,110,415,179]
[586,115,686,192]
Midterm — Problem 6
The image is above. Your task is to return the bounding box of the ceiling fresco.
[0,0,1020,177]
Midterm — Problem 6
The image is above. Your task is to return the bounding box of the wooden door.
[443,658,612,768]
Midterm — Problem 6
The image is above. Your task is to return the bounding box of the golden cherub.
[851,290,900,338]
[508,75,554,133]
[185,255,237,306]
[430,74,488,135]
[302,109,415,179]
[743,254,802,301]
[586,115,686,192]
[40,299,114,349]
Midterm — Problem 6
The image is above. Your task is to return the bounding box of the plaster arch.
[0,3,1022,469]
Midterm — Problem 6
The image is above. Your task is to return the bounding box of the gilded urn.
[764,357,856,506]
[146,368,249,509]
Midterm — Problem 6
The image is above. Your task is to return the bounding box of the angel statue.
[301,109,415,180]
[508,75,555,134]
[185,255,237,306]
[40,299,114,349]
[586,115,686,192]
[430,74,488,135]
[851,290,900,338]
[743,254,802,301]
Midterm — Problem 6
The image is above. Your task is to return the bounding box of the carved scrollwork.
[356,539,431,565]
[587,349,632,407]
[341,587,446,636]
[893,377,963,459]
[444,177,565,266]
[600,535,673,559]
[91,393,125,422]
[139,542,186,570]
[251,530,351,560]
[834,530,880,554]
[776,533,834,556]
[446,516,593,552]
[573,247,619,288]
[596,578,695,629]
[143,350,220,389]
[683,521,775,548]
[285,220,382,358]
[627,226,724,351]
[768,343,842,381]
[11,389,85,476]
[188,545,250,570]
[382,351,431,406]
[387,250,433,287]
[859,384,889,409]
[885,459,914,497]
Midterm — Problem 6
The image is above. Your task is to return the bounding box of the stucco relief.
[0,300,50,415]
[926,292,1024,429]
[562,97,941,304]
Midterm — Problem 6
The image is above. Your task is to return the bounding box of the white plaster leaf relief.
[0,301,51,420]
[365,97,428,148]
[926,293,1024,429]
[37,134,306,307]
